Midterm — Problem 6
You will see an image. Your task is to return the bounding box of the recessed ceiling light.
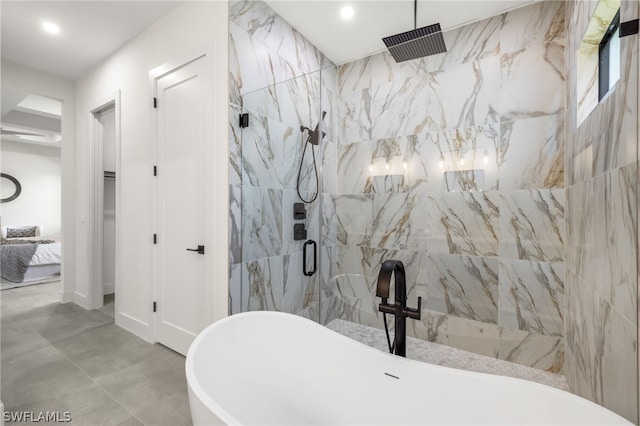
[340,5,354,20]
[42,21,61,35]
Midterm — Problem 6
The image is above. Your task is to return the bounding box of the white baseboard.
[59,290,74,303]
[116,312,153,343]
[103,282,115,295]
[72,291,90,309]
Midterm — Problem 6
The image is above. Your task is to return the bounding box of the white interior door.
[155,55,213,355]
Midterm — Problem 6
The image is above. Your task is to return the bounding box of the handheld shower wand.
[296,111,326,204]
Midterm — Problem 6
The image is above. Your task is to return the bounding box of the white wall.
[1,61,76,303]
[75,1,229,341]
[1,141,62,236]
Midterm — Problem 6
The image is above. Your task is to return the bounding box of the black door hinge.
[153,97,158,108]
[621,19,639,37]
[153,301,157,312]
[153,234,157,244]
[239,113,249,128]
[153,165,157,176]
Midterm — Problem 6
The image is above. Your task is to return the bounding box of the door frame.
[149,43,227,345]
[89,91,121,310]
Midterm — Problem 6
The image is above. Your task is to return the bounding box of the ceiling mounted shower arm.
[414,0,417,30]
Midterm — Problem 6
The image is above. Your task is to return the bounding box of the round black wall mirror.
[1,173,21,203]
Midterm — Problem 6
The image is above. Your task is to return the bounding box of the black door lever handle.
[186,245,205,255]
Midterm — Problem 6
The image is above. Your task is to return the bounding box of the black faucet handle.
[403,296,422,320]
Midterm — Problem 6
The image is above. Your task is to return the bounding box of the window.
[598,9,620,101]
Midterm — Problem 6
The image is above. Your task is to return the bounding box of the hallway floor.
[1,282,192,426]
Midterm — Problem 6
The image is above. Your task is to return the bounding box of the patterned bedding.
[1,238,59,283]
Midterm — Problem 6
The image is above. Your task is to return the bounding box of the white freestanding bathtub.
[186,311,631,425]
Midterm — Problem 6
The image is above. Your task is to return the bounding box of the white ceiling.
[2,88,62,148]
[1,0,537,81]
[264,0,536,64]
[1,1,182,81]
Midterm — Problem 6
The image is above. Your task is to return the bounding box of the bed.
[1,225,62,290]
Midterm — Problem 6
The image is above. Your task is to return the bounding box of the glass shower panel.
[237,70,326,322]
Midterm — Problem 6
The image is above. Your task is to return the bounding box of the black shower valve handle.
[403,296,422,320]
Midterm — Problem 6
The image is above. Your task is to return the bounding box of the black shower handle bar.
[303,240,317,276]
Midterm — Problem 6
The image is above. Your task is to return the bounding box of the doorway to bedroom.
[0,90,63,291]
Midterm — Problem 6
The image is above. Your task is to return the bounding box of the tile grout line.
[34,324,147,426]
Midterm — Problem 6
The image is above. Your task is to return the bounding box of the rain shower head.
[382,23,447,63]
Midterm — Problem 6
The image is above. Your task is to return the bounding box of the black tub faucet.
[376,259,421,357]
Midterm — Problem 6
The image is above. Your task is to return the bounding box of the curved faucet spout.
[376,259,421,357]
[376,259,406,304]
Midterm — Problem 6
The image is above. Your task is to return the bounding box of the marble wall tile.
[230,1,328,87]
[500,42,565,121]
[242,72,322,133]
[602,163,638,324]
[499,114,564,190]
[371,193,411,249]
[240,113,288,189]
[283,251,318,315]
[337,13,502,93]
[499,189,565,262]
[581,175,608,300]
[498,327,564,373]
[499,259,564,336]
[435,15,502,70]
[337,142,373,194]
[367,74,434,139]
[567,274,638,422]
[229,22,272,96]
[241,186,282,262]
[241,255,284,311]
[229,184,242,265]
[334,245,372,302]
[429,124,501,191]
[428,191,500,257]
[430,57,500,132]
[229,28,242,106]
[565,349,596,402]
[230,0,335,327]
[229,104,243,186]
[404,191,431,252]
[339,58,500,144]
[500,1,565,55]
[600,302,638,422]
[321,194,337,246]
[321,140,337,195]
[371,175,407,193]
[428,312,500,357]
[229,263,242,315]
[563,269,577,354]
[336,195,373,246]
[427,254,499,324]
[319,244,336,301]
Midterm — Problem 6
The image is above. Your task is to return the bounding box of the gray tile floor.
[1,282,192,426]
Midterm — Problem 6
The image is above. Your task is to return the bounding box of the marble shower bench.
[326,319,568,391]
